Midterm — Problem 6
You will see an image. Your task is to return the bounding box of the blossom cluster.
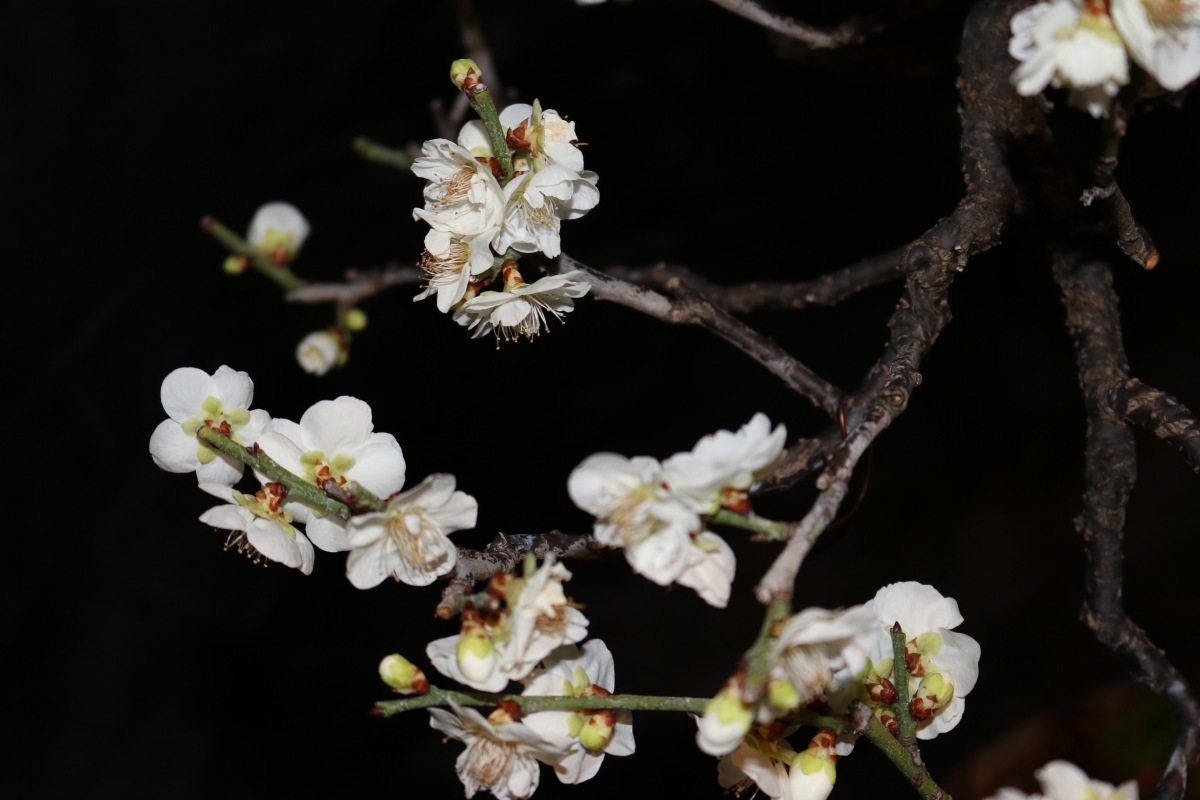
[1010,0,1200,117]
[149,365,477,584]
[697,582,982,800]
[425,639,635,799]
[411,65,597,342]
[568,413,787,607]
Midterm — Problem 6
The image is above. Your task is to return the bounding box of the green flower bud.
[378,654,428,695]
[449,58,482,93]
[766,678,801,712]
[344,308,368,331]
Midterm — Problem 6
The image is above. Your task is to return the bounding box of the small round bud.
[449,58,483,94]
[223,255,250,274]
[695,682,753,756]
[378,654,429,695]
[766,678,801,713]
[344,308,368,331]
[577,710,616,751]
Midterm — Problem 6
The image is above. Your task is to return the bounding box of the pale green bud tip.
[223,255,248,274]
[707,687,753,728]
[379,654,428,694]
[450,58,482,92]
[577,713,616,751]
[767,678,801,712]
[344,308,368,331]
[794,751,837,785]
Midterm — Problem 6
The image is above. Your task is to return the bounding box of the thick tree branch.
[1107,379,1200,473]
[1054,250,1200,800]
[602,246,906,313]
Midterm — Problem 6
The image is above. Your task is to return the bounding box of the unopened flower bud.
[790,732,837,800]
[457,613,497,683]
[344,308,368,331]
[378,654,429,695]
[449,58,483,95]
[866,675,898,705]
[696,681,753,756]
[909,672,951,721]
[296,329,345,376]
[223,255,250,274]
[766,677,801,713]
[577,709,617,751]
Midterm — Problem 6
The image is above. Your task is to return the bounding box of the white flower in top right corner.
[864,581,981,740]
[1010,0,1130,117]
[1111,0,1200,90]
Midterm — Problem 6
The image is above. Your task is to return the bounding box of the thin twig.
[287,264,422,305]
[602,246,905,313]
[1107,379,1200,473]
[563,254,843,417]
[706,0,936,49]
[1081,107,1159,269]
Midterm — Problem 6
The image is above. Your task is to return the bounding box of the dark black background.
[6,1,1199,798]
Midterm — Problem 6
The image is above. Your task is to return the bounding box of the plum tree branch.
[1053,248,1200,800]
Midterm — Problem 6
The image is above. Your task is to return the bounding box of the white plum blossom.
[411,138,506,239]
[663,412,787,514]
[345,473,478,589]
[493,166,599,259]
[295,329,343,376]
[568,452,700,587]
[255,396,406,552]
[415,227,499,312]
[696,679,755,756]
[499,102,586,173]
[427,556,589,691]
[453,270,591,343]
[500,556,590,678]
[429,702,574,800]
[247,201,310,263]
[675,532,737,608]
[198,482,315,574]
[1010,0,1130,117]
[864,581,982,740]
[718,737,794,800]
[770,605,880,714]
[570,414,787,606]
[522,641,635,784]
[149,365,270,486]
[1111,0,1200,90]
[983,760,1139,800]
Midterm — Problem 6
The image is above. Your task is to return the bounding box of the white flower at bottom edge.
[345,473,478,589]
[453,271,590,343]
[247,201,310,262]
[982,760,1138,800]
[1112,0,1200,91]
[295,329,344,376]
[719,738,794,800]
[198,483,314,574]
[1009,0,1130,118]
[521,641,635,785]
[429,702,575,800]
[149,365,270,486]
[568,453,702,587]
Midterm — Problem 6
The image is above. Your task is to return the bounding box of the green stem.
[856,702,950,800]
[202,216,305,292]
[468,86,513,186]
[354,137,413,171]
[708,508,789,541]
[889,624,917,746]
[196,426,352,521]
[740,596,792,703]
[375,687,709,717]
